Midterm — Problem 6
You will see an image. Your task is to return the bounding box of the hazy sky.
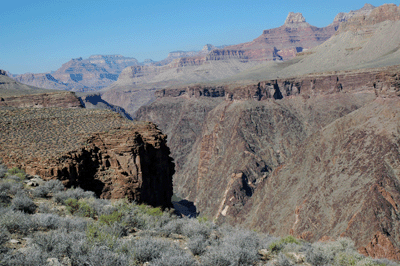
[1,0,394,74]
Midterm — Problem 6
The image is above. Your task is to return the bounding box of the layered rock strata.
[136,65,400,259]
[0,91,82,108]
[0,107,174,208]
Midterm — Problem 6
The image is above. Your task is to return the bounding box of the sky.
[0,0,395,74]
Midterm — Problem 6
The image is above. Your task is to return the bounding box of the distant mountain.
[0,69,57,97]
[135,4,400,260]
[12,55,139,92]
[9,4,378,115]
[102,6,373,115]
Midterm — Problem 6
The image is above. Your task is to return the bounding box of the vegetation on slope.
[0,163,398,266]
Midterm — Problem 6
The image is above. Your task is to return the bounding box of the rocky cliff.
[221,12,337,61]
[333,3,375,23]
[136,65,400,259]
[12,55,140,92]
[338,4,400,32]
[0,107,174,208]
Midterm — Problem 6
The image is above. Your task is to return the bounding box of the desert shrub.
[0,164,7,178]
[65,198,96,218]
[31,185,48,198]
[122,204,175,231]
[306,238,363,266]
[6,167,25,179]
[187,234,209,256]
[0,183,12,206]
[0,209,35,235]
[6,175,23,183]
[89,198,116,216]
[53,187,95,204]
[200,228,260,266]
[32,213,61,230]
[268,235,301,253]
[138,203,163,216]
[11,191,37,214]
[200,245,239,266]
[37,202,57,214]
[86,222,127,249]
[99,210,123,226]
[0,226,10,253]
[28,229,88,263]
[119,237,172,263]
[0,180,23,202]
[182,218,212,238]
[150,250,197,266]
[160,218,186,236]
[74,245,128,266]
[370,258,399,266]
[276,253,294,266]
[0,248,47,266]
[33,179,64,198]
[59,216,88,232]
[0,182,12,193]
[8,182,23,195]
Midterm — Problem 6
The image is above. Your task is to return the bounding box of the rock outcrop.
[12,55,140,92]
[0,91,83,108]
[136,65,400,259]
[333,3,375,23]
[284,12,307,25]
[220,12,337,61]
[338,4,400,32]
[0,106,174,208]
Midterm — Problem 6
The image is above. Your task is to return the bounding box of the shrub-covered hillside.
[0,163,398,266]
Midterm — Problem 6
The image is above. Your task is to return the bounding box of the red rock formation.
[338,4,400,33]
[154,65,400,100]
[136,65,400,259]
[221,12,337,61]
[23,125,174,208]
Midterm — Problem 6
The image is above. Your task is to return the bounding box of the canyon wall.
[0,92,174,207]
[136,65,400,259]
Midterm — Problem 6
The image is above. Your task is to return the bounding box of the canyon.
[1,2,400,262]
[9,4,375,117]
[0,71,174,208]
[135,4,400,260]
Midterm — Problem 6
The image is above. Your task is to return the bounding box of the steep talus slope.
[241,97,400,260]
[136,65,400,259]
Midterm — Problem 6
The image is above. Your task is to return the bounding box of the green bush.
[138,204,163,216]
[6,167,25,179]
[269,235,301,253]
[86,223,121,249]
[65,198,96,218]
[99,211,123,226]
